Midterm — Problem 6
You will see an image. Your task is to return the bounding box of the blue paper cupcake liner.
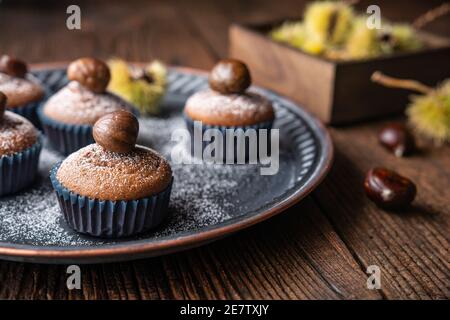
[37,106,94,155]
[0,135,43,196]
[50,163,173,238]
[8,99,44,129]
[7,80,50,129]
[184,114,273,162]
[37,105,140,155]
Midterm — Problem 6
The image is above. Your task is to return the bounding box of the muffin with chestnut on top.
[50,110,173,238]
[184,59,274,160]
[0,55,45,127]
[38,57,136,155]
[0,91,42,196]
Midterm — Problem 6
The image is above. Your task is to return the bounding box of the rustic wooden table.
[0,0,448,300]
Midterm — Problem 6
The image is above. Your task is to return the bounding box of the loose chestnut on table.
[67,57,111,93]
[93,110,139,153]
[209,58,251,94]
[0,55,28,78]
[364,167,417,209]
[378,123,416,157]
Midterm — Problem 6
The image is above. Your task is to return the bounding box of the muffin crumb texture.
[0,111,38,156]
[184,89,274,126]
[43,81,133,125]
[56,144,172,201]
[0,73,44,107]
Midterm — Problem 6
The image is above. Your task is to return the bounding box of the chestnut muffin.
[50,110,173,238]
[184,59,274,160]
[38,57,136,155]
[0,91,42,196]
[0,55,45,127]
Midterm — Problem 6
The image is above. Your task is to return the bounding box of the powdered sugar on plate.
[0,110,298,247]
[0,147,103,246]
[0,69,317,250]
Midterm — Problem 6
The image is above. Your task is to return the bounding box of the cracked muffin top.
[0,72,44,108]
[56,143,172,201]
[184,89,274,126]
[0,111,39,156]
[43,81,134,125]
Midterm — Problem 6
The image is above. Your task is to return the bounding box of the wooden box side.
[229,24,336,123]
[333,47,450,124]
[229,21,450,124]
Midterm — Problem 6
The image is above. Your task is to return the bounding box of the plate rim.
[0,63,334,263]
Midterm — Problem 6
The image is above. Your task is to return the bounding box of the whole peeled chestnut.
[209,59,251,94]
[378,123,415,157]
[364,167,416,209]
[0,55,28,78]
[93,110,139,153]
[67,57,111,93]
[0,91,6,122]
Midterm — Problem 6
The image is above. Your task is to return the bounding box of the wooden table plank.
[314,121,450,299]
[211,0,450,299]
[0,0,217,68]
[0,197,382,300]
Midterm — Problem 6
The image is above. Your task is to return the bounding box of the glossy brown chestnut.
[378,123,415,157]
[67,57,111,93]
[93,110,139,153]
[209,59,251,94]
[364,167,416,209]
[0,55,28,78]
[0,91,6,122]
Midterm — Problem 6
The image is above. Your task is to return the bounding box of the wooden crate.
[229,21,450,124]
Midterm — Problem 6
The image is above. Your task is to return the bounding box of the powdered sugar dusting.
[0,68,312,249]
[0,72,35,92]
[57,144,172,200]
[43,81,133,125]
[0,111,38,156]
[185,89,274,125]
[0,73,44,107]
[0,109,296,246]
[0,147,104,246]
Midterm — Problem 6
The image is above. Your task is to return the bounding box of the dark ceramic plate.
[0,65,333,264]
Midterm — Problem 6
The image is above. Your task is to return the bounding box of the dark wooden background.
[0,0,449,300]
